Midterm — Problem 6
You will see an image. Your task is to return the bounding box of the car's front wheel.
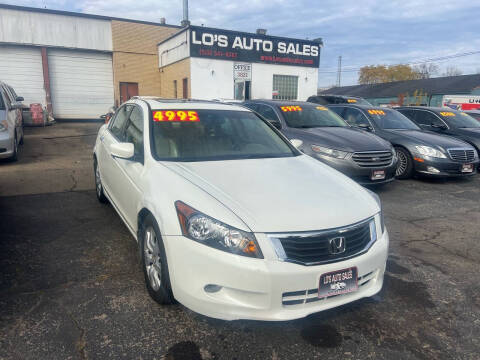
[395,147,413,179]
[140,215,175,305]
[94,157,108,203]
[9,134,18,162]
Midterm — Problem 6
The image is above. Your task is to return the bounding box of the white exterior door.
[0,45,46,106]
[48,49,114,119]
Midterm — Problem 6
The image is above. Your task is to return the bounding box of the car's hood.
[291,127,390,152]
[383,129,468,149]
[454,127,480,138]
[163,155,379,233]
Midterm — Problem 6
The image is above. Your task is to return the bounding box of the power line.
[318,50,480,73]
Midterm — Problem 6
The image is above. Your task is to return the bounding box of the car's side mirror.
[268,119,282,130]
[110,142,134,159]
[100,114,107,119]
[10,103,22,110]
[290,139,303,148]
[357,123,373,131]
[16,96,24,102]
[431,123,447,130]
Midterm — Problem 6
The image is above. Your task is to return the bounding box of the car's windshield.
[339,98,371,106]
[368,109,420,130]
[279,104,349,128]
[438,110,480,128]
[151,109,297,161]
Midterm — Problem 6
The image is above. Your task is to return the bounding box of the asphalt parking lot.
[1,123,479,360]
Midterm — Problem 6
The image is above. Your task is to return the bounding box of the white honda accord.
[93,97,389,321]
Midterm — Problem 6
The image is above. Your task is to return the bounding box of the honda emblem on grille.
[329,236,346,254]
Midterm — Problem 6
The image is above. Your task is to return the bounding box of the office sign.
[190,26,320,68]
[233,63,252,80]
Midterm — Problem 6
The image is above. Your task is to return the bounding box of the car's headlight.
[0,120,7,132]
[415,145,446,158]
[311,145,349,159]
[175,201,263,258]
[366,189,384,235]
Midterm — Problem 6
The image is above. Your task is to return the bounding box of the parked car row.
[243,99,480,182]
[0,81,24,161]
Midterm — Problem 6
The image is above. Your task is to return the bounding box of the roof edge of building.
[0,3,182,29]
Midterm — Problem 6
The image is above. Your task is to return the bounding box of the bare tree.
[414,63,440,79]
[443,66,463,77]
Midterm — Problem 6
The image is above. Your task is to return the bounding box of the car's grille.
[281,270,377,306]
[271,218,374,266]
[352,151,393,167]
[447,148,476,162]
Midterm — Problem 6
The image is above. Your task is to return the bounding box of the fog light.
[204,284,222,293]
[427,166,440,173]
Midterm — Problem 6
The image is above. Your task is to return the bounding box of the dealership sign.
[190,26,320,68]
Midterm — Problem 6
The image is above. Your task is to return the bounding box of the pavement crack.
[67,312,88,360]
[69,170,78,191]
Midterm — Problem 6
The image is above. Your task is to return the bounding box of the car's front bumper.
[165,229,389,321]
[313,153,397,185]
[413,154,479,177]
[0,131,14,159]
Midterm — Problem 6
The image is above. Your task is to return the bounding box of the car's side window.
[256,104,279,121]
[243,103,258,112]
[329,106,345,117]
[414,111,444,127]
[1,85,12,109]
[398,109,416,121]
[343,107,370,127]
[0,90,5,110]
[109,105,131,141]
[124,106,144,161]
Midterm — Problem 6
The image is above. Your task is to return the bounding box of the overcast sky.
[10,0,480,88]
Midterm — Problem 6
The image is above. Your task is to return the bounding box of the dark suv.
[307,95,372,106]
[243,100,397,185]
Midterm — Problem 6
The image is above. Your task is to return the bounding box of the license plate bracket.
[319,267,358,298]
[462,163,473,173]
[371,170,386,180]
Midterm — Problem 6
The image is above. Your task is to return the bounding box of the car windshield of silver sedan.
[280,104,349,128]
[368,109,420,130]
[151,109,297,161]
[439,110,480,128]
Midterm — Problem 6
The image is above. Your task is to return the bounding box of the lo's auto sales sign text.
[189,26,320,68]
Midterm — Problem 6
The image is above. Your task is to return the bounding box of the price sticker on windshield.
[368,109,385,115]
[347,99,357,103]
[440,111,455,117]
[281,106,302,112]
[316,106,328,111]
[153,110,200,122]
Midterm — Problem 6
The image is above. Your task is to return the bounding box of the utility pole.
[336,56,342,87]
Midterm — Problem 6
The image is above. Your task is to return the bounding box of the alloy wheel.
[396,149,408,176]
[95,164,102,198]
[144,226,162,291]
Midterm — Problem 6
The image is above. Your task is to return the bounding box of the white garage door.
[48,49,114,119]
[0,46,45,106]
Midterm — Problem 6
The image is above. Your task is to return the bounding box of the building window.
[182,78,188,99]
[173,80,177,98]
[272,75,298,100]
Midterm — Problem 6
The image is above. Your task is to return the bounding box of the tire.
[395,147,413,179]
[140,214,175,305]
[9,134,18,162]
[93,157,108,203]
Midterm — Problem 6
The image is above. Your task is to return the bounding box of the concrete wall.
[111,20,179,105]
[159,58,191,98]
[0,8,112,51]
[190,57,318,100]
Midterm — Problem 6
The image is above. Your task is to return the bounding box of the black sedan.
[396,106,480,153]
[328,104,479,179]
[242,100,397,185]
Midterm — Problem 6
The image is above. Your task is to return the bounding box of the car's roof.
[245,99,317,107]
[129,97,250,112]
[328,103,389,111]
[464,109,480,113]
[395,106,455,112]
[312,94,364,99]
